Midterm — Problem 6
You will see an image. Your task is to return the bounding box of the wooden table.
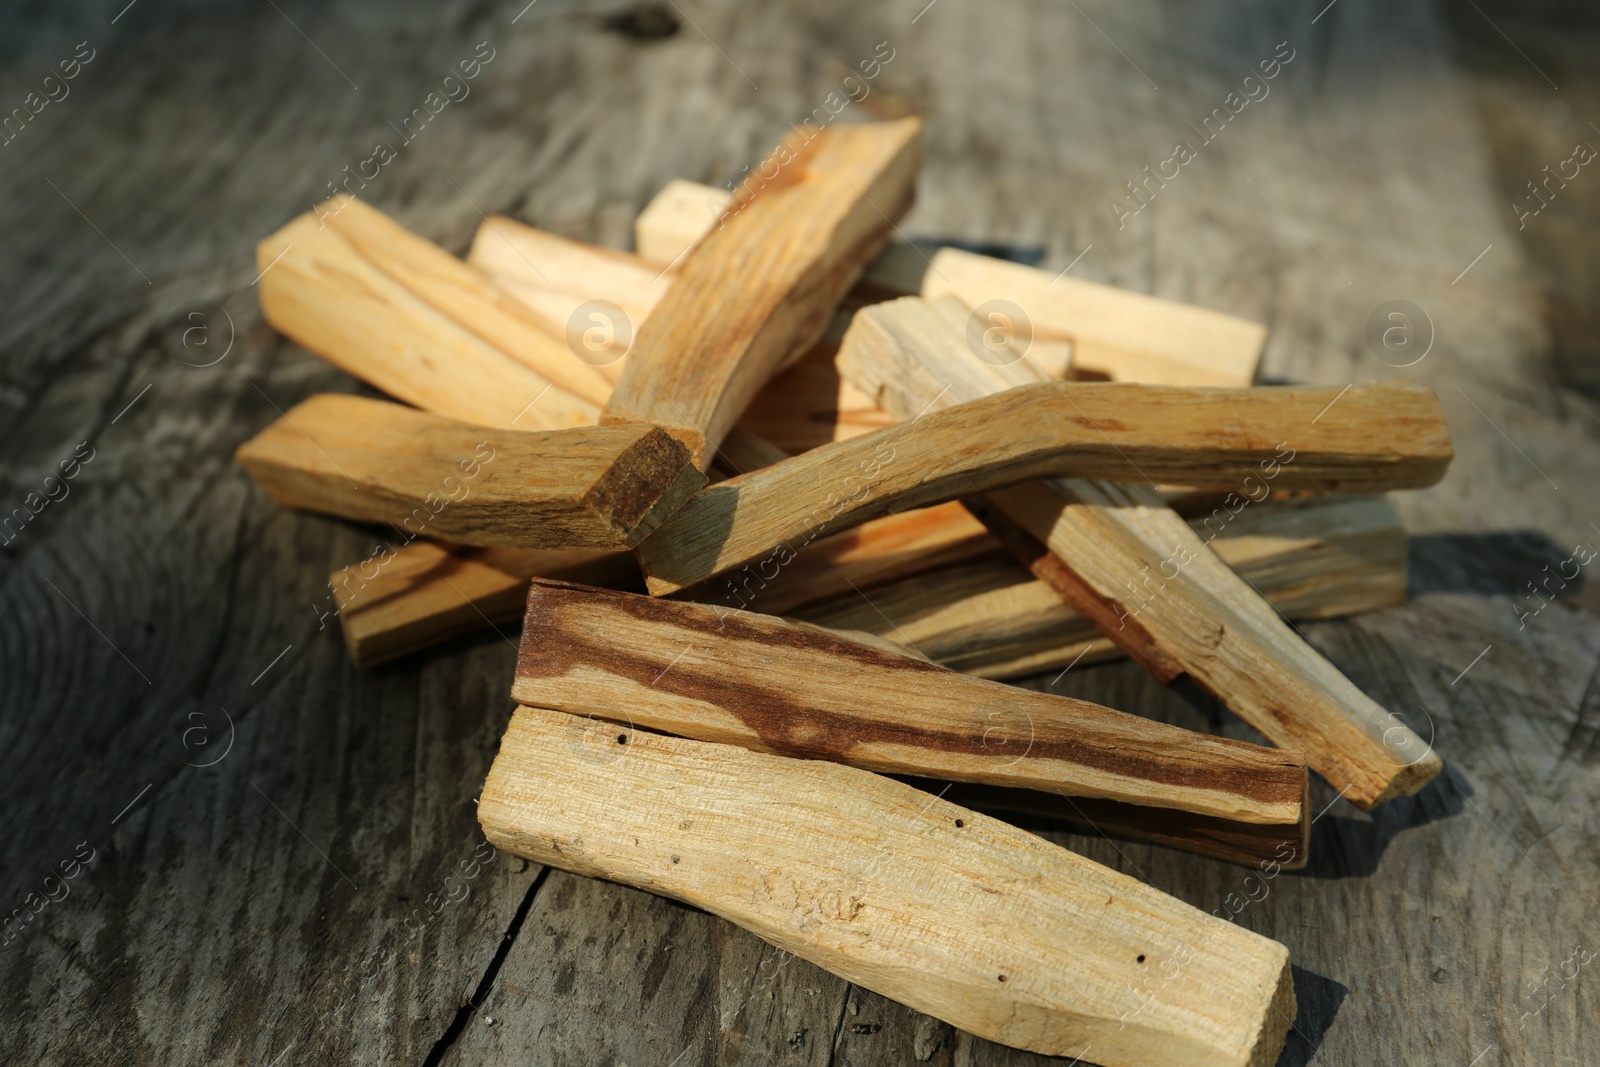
[3,1,1596,1063]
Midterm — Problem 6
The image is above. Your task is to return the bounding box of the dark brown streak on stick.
[512,579,1307,826]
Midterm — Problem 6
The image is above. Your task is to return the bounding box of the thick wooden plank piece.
[923,247,1267,387]
[600,118,924,466]
[235,394,705,549]
[480,705,1295,1066]
[635,378,1449,596]
[837,296,1444,808]
[255,212,595,431]
[512,579,1308,832]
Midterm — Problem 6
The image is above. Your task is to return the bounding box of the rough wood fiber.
[479,705,1296,1067]
[600,118,924,466]
[635,378,1450,596]
[235,394,705,549]
[512,579,1308,830]
[837,296,1444,809]
[255,212,595,431]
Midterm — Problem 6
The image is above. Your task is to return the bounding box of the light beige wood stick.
[235,394,705,549]
[317,197,616,406]
[513,579,1308,829]
[635,378,1450,596]
[481,705,1296,1066]
[600,118,923,467]
[924,246,1267,387]
[332,542,639,668]
[255,209,595,431]
[466,214,672,377]
[797,494,1407,680]
[837,295,1443,808]
[633,178,733,264]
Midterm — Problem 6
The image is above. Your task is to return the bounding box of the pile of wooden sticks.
[236,117,1452,1066]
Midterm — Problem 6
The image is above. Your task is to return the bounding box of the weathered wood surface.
[2,2,1598,1066]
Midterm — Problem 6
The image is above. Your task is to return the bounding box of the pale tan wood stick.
[600,118,924,467]
[466,214,673,378]
[633,178,733,264]
[837,295,1443,808]
[317,197,617,406]
[255,211,595,431]
[796,494,1408,681]
[235,394,705,550]
[514,579,1308,828]
[481,705,1296,1066]
[635,378,1450,596]
[332,542,640,668]
[924,246,1267,387]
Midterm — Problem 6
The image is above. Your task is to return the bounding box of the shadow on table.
[1276,965,1349,1066]
[1294,764,1469,880]
[1407,530,1579,599]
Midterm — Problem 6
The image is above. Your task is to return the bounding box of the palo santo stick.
[236,394,705,550]
[332,542,638,668]
[481,705,1296,1066]
[600,118,923,467]
[837,296,1443,808]
[635,378,1450,596]
[255,210,594,431]
[514,579,1309,829]
[318,197,616,406]
[633,178,733,264]
[923,246,1267,387]
[797,494,1407,680]
[467,215,673,377]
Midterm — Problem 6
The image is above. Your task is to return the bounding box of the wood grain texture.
[480,705,1296,1066]
[600,117,924,466]
[236,393,705,549]
[636,378,1450,596]
[838,295,1443,809]
[5,2,1600,1064]
[256,211,595,431]
[513,579,1308,830]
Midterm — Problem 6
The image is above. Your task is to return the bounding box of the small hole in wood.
[954,819,964,828]
[997,974,1007,982]
[1137,955,1146,963]
[617,734,628,744]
